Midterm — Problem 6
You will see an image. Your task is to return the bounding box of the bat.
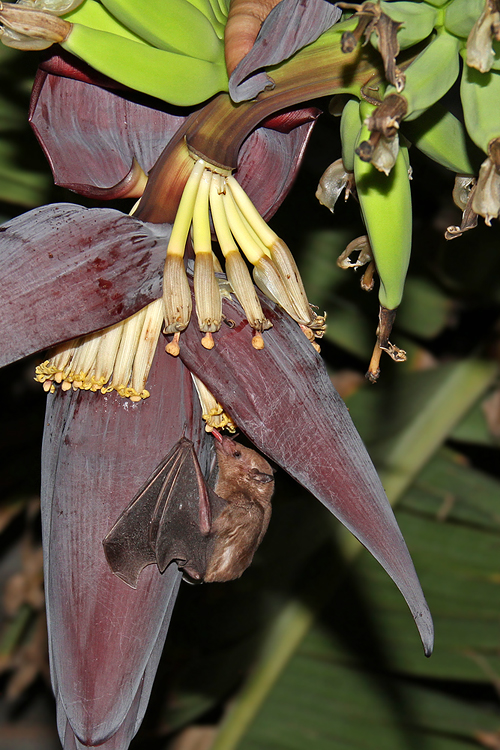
[103,431,274,588]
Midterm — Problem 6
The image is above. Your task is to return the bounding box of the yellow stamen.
[162,158,206,335]
[91,323,124,391]
[232,196,271,259]
[209,173,238,257]
[163,253,192,333]
[221,186,297,318]
[193,169,213,254]
[269,238,321,326]
[109,307,147,397]
[67,332,101,388]
[252,255,299,320]
[129,299,163,398]
[35,302,162,401]
[226,174,325,334]
[209,173,270,336]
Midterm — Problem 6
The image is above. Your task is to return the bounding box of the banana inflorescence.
[2,0,500,384]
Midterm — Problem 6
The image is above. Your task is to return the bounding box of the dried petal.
[316,158,351,212]
[452,174,477,210]
[19,0,84,13]
[337,235,372,269]
[446,178,479,239]
[0,3,69,47]
[338,2,405,90]
[472,142,500,224]
[467,0,500,73]
[371,132,399,175]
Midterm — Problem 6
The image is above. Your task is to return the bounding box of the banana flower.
[0,3,433,749]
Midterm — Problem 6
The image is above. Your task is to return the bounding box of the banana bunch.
[319,96,412,377]
[322,0,500,377]
[344,0,500,162]
[0,0,228,106]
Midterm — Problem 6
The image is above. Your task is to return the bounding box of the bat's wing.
[103,438,227,588]
[151,439,227,582]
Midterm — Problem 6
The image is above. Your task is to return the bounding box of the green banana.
[340,97,362,172]
[460,57,500,153]
[98,0,223,61]
[63,0,149,43]
[213,0,230,21]
[402,102,478,174]
[192,0,227,32]
[354,103,412,311]
[62,23,228,106]
[444,0,484,39]
[386,29,460,121]
[186,0,225,40]
[378,1,438,49]
[422,0,451,7]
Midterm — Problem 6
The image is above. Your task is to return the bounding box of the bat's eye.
[233,450,242,458]
[250,469,274,484]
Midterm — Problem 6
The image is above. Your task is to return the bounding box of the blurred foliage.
[1,38,500,750]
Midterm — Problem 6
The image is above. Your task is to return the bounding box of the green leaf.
[397,277,455,340]
[210,359,497,750]
[216,448,500,749]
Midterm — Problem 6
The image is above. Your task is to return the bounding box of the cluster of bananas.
[317,0,500,379]
[0,0,229,105]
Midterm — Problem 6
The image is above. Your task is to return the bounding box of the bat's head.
[212,429,274,504]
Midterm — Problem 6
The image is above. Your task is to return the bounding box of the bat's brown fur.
[205,434,274,582]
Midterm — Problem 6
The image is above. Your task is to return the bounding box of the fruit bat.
[103,430,274,588]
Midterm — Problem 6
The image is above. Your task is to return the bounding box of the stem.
[189,20,380,166]
[135,17,382,224]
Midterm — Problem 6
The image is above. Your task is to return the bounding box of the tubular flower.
[0,1,437,749]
